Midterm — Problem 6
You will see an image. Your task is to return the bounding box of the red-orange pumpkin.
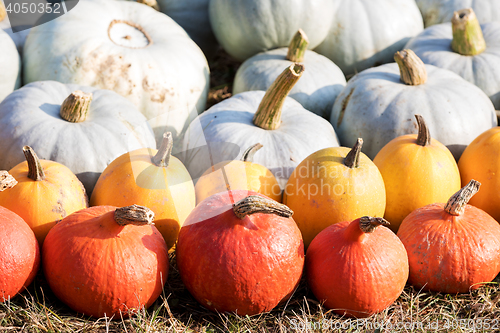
[42,205,169,318]
[176,190,304,315]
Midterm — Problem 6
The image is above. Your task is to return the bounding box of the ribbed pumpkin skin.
[42,206,169,318]
[415,0,500,27]
[283,147,386,247]
[373,134,461,232]
[397,203,500,293]
[458,128,500,222]
[0,206,40,302]
[0,160,88,245]
[90,148,195,251]
[306,219,409,318]
[176,190,304,315]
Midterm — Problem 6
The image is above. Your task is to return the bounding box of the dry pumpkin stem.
[241,143,263,163]
[394,49,428,86]
[152,132,173,167]
[415,114,431,146]
[136,0,159,11]
[445,179,481,216]
[451,8,486,56]
[108,19,153,48]
[0,171,17,191]
[114,204,155,226]
[359,216,390,233]
[233,195,293,219]
[287,29,309,63]
[60,90,93,123]
[344,138,363,168]
[253,63,305,130]
[23,146,46,181]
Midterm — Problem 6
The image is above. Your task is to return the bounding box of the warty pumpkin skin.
[373,115,461,232]
[306,217,409,318]
[0,204,40,302]
[91,133,195,252]
[397,180,500,294]
[176,191,304,315]
[42,205,169,318]
[0,147,89,245]
[415,0,500,27]
[283,138,386,248]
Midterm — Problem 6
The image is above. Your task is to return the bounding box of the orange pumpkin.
[0,146,88,245]
[195,143,282,204]
[283,138,386,247]
[373,115,461,232]
[91,132,195,251]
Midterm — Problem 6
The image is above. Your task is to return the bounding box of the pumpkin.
[0,28,20,103]
[306,216,408,318]
[373,115,461,232]
[0,81,156,195]
[181,63,339,188]
[0,203,40,302]
[397,180,500,293]
[42,205,169,318]
[330,49,497,160]
[405,9,500,109]
[233,29,346,119]
[195,143,282,204]
[0,0,29,55]
[283,138,386,247]
[208,0,334,61]
[176,191,304,315]
[314,0,423,76]
[91,132,195,252]
[415,0,500,27]
[22,0,209,144]
[0,146,89,245]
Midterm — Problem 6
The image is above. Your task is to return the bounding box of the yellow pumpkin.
[458,127,500,221]
[195,143,282,204]
[90,133,195,251]
[373,115,461,232]
[283,138,386,247]
[0,146,88,245]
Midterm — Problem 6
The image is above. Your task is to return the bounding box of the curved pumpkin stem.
[152,132,173,167]
[359,216,390,233]
[344,138,363,168]
[241,143,263,163]
[415,115,431,146]
[287,29,309,63]
[23,146,46,181]
[451,8,486,56]
[136,0,159,10]
[0,2,6,22]
[114,205,155,226]
[0,171,17,191]
[253,63,305,130]
[60,91,93,123]
[233,195,293,219]
[445,179,481,216]
[394,49,427,86]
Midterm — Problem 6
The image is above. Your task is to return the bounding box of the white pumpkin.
[415,0,500,27]
[0,81,156,195]
[0,29,20,102]
[23,0,209,145]
[182,64,339,188]
[329,50,497,160]
[209,0,335,61]
[314,0,424,76]
[0,0,30,55]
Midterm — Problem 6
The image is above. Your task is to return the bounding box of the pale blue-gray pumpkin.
[415,0,500,27]
[0,29,20,103]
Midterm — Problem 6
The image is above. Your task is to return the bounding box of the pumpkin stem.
[60,91,93,123]
[344,138,363,168]
[152,132,173,167]
[253,63,305,130]
[451,8,486,56]
[0,2,6,22]
[359,216,390,233]
[23,146,46,181]
[136,0,159,10]
[0,171,17,191]
[394,49,428,86]
[114,204,155,226]
[415,114,431,146]
[241,143,263,163]
[287,29,309,63]
[445,179,481,216]
[233,195,293,219]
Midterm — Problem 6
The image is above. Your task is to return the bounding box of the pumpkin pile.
[2,0,500,321]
